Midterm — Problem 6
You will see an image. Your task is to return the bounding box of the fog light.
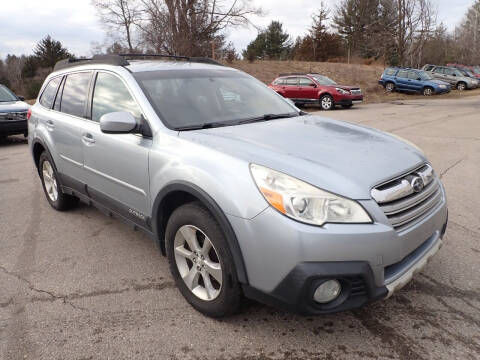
[313,279,341,303]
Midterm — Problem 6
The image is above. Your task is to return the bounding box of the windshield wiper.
[237,113,298,125]
[175,121,233,131]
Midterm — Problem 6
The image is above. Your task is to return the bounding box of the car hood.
[178,115,426,199]
[328,85,360,90]
[0,101,30,113]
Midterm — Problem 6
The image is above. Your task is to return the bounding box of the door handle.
[82,133,95,145]
[46,120,55,130]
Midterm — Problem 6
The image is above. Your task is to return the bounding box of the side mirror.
[309,83,317,87]
[452,73,456,76]
[17,95,25,101]
[417,78,422,81]
[100,111,137,134]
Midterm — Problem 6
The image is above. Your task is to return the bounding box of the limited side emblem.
[410,176,424,193]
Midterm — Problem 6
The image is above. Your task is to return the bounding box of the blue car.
[378,68,450,96]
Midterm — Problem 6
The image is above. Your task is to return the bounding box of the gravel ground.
[0,95,479,360]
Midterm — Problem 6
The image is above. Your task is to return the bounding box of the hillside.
[227,60,480,103]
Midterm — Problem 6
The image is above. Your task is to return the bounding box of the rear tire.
[456,82,466,91]
[39,152,78,211]
[385,82,395,92]
[166,202,242,318]
[320,94,334,110]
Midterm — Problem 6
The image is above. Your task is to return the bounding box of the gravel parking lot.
[1,96,479,360]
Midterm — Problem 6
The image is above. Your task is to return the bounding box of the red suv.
[269,73,363,110]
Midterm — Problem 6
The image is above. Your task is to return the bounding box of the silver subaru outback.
[28,55,448,317]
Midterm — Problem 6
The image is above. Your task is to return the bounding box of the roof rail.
[279,72,308,76]
[53,53,222,71]
[118,53,223,66]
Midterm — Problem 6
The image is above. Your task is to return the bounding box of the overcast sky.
[0,0,475,58]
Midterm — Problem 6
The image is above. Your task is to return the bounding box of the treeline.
[243,0,480,67]
[0,36,72,98]
[2,0,480,98]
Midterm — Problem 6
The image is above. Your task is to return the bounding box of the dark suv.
[379,68,450,96]
[269,73,363,110]
[0,84,29,140]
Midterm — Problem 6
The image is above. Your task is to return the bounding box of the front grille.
[0,111,27,121]
[350,89,362,95]
[371,164,443,231]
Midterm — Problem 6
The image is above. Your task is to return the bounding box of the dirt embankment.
[228,60,480,103]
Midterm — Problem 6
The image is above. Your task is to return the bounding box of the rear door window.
[285,78,299,85]
[60,72,92,118]
[39,77,62,109]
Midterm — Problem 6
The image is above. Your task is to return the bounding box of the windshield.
[418,71,433,80]
[0,85,18,102]
[453,69,465,77]
[134,69,299,130]
[310,75,336,85]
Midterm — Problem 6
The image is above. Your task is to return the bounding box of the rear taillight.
[27,108,32,120]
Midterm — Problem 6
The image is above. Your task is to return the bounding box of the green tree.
[33,35,73,69]
[242,21,292,60]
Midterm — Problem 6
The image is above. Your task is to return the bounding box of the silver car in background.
[28,55,448,317]
[422,64,478,90]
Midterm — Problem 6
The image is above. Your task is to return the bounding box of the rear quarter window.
[384,68,397,76]
[39,77,61,109]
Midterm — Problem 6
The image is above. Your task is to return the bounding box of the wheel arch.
[31,138,56,175]
[152,181,249,284]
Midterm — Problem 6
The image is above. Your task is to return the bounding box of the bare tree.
[396,0,436,67]
[138,0,263,56]
[91,0,142,52]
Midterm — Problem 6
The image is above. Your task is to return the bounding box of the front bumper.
[0,120,27,136]
[333,93,363,105]
[229,188,448,314]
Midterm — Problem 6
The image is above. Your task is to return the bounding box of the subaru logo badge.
[410,177,424,193]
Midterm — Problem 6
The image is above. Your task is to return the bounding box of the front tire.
[39,152,78,211]
[423,87,434,96]
[166,202,242,317]
[320,94,334,110]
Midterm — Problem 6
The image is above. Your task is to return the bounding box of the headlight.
[335,87,350,94]
[439,84,447,89]
[250,164,372,226]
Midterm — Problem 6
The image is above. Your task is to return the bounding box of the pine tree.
[33,35,73,69]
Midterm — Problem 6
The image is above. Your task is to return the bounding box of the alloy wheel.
[321,96,333,110]
[42,160,58,202]
[386,83,394,92]
[174,225,223,301]
[423,87,433,96]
